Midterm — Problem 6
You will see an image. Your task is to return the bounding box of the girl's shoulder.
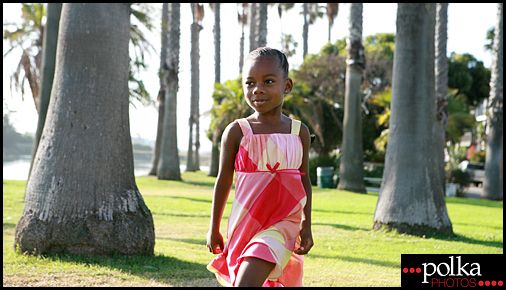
[222,121,244,149]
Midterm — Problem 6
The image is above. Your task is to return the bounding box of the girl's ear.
[284,78,294,94]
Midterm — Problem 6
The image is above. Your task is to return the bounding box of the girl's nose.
[253,83,265,94]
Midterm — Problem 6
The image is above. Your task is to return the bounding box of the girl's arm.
[207,122,242,254]
[294,123,314,255]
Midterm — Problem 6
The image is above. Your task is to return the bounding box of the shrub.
[446,168,471,197]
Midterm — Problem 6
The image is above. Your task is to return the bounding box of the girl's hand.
[206,229,224,254]
[294,226,313,255]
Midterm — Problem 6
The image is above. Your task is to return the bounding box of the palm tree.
[257,3,268,47]
[301,3,325,61]
[148,3,169,176]
[14,3,155,256]
[187,3,204,172]
[28,3,62,182]
[4,4,155,112]
[248,3,258,52]
[277,3,295,46]
[337,3,366,193]
[435,3,449,195]
[208,3,221,177]
[206,77,253,158]
[3,3,44,112]
[158,3,182,181]
[326,3,339,43]
[302,3,308,60]
[238,3,248,73]
[5,3,157,179]
[483,3,503,201]
[373,3,453,235]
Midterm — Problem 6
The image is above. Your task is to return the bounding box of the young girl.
[206,47,313,287]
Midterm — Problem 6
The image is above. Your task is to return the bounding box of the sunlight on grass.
[3,174,503,287]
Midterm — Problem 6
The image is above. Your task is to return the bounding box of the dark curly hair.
[244,47,289,79]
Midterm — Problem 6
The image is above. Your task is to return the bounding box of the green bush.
[470,150,486,163]
[446,169,471,197]
[364,165,384,178]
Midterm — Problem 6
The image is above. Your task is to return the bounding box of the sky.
[3,3,500,153]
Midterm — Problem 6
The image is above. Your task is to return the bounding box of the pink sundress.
[207,118,307,287]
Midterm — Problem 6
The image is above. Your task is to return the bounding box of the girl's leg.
[235,257,276,287]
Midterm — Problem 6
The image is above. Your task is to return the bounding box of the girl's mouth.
[253,99,268,105]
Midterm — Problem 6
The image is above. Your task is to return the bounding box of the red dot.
[416,268,421,273]
[498,281,503,286]
[479,281,484,286]
[403,268,408,273]
[410,268,415,273]
[492,281,497,286]
[485,281,490,286]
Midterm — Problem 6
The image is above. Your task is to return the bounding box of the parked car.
[458,160,485,186]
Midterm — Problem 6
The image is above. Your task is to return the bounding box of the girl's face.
[242,56,293,114]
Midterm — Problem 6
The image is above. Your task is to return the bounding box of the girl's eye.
[265,79,274,84]
[245,81,254,86]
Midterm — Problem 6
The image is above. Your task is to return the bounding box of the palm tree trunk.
[149,89,164,176]
[149,3,169,176]
[302,3,308,61]
[434,3,449,195]
[209,3,221,177]
[257,3,268,47]
[239,23,245,73]
[373,3,453,235]
[338,3,366,193]
[28,3,62,183]
[15,3,155,256]
[158,3,181,180]
[187,4,203,172]
[483,3,503,201]
[249,3,257,52]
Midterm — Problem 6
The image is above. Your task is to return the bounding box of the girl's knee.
[235,257,276,287]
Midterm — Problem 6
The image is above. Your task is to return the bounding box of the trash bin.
[445,183,459,197]
[317,167,335,188]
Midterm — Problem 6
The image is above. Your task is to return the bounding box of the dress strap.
[291,119,302,135]
[235,118,253,136]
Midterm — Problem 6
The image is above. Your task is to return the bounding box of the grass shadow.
[151,212,211,218]
[445,197,503,209]
[39,251,216,286]
[313,222,369,232]
[309,253,400,269]
[373,227,503,249]
[160,237,207,247]
[312,208,372,216]
[3,222,16,229]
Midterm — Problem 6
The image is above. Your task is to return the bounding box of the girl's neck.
[247,112,292,135]
[251,111,287,125]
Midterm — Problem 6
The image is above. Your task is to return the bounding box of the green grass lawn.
[3,172,503,286]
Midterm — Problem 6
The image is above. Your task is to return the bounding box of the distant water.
[3,156,208,181]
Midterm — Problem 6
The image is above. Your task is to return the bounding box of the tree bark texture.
[187,6,202,172]
[14,3,155,256]
[302,3,308,61]
[158,3,181,180]
[483,3,503,201]
[257,3,268,48]
[29,3,63,181]
[338,3,366,193]
[373,3,453,235]
[249,3,257,52]
[434,3,449,195]
[148,3,169,176]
